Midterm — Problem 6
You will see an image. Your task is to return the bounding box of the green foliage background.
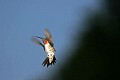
[51,0,120,80]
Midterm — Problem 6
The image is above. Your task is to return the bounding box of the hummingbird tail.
[42,57,49,67]
[42,56,57,67]
[52,56,57,65]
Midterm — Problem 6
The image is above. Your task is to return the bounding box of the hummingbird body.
[32,29,56,67]
[44,42,55,63]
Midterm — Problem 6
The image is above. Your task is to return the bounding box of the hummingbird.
[32,29,56,67]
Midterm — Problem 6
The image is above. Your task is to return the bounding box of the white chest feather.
[44,43,54,54]
[44,43,55,63]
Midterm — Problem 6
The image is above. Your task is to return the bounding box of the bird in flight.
[32,29,56,67]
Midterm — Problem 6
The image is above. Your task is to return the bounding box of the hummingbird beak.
[36,36,42,39]
[36,36,45,43]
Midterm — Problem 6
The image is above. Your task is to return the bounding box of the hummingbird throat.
[44,40,48,44]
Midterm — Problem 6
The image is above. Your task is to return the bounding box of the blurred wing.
[32,36,45,50]
[44,29,54,47]
[44,29,52,40]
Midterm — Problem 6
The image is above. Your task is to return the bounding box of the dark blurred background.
[50,0,120,80]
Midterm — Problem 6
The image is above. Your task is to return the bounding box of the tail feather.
[42,58,49,67]
[52,56,56,65]
[42,56,56,67]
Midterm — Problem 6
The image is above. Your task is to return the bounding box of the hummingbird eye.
[45,40,48,42]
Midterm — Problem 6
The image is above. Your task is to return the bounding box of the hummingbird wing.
[44,29,54,47]
[32,36,45,50]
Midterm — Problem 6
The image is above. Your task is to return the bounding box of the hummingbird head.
[38,37,48,44]
[39,38,48,44]
[36,36,48,44]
